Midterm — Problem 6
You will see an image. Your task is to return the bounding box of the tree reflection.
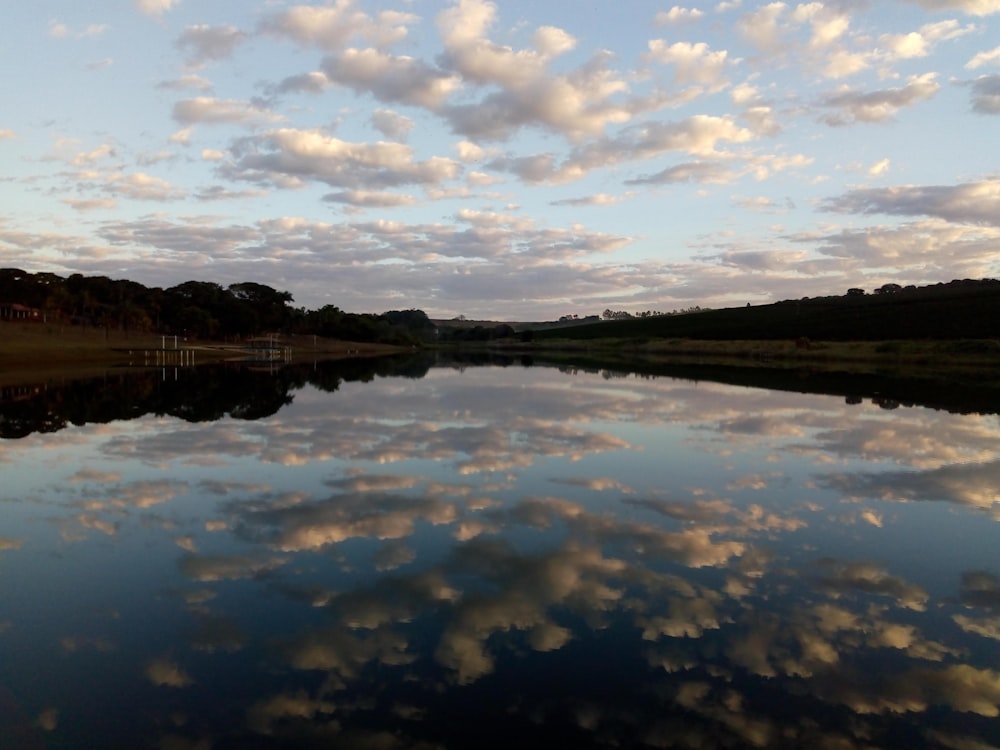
[0,356,431,439]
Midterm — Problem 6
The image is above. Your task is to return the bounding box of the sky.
[1,0,999,321]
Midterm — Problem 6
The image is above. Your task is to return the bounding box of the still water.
[1,358,999,749]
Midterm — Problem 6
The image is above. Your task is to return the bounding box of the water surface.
[1,360,999,748]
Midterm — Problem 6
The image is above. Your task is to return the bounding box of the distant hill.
[533,279,1000,342]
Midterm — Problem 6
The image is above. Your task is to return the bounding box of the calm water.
[1,359,999,749]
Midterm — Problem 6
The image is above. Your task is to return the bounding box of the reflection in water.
[1,361,999,748]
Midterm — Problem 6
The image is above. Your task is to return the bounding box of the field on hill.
[532,279,1000,343]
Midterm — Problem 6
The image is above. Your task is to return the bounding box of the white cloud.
[175,25,247,66]
[900,0,1000,15]
[371,109,414,140]
[274,71,331,95]
[454,140,487,162]
[157,74,213,92]
[105,172,186,201]
[0,129,15,140]
[48,21,109,39]
[145,658,193,687]
[72,144,115,166]
[63,198,118,212]
[655,7,705,24]
[321,48,460,109]
[821,179,1000,225]
[169,127,193,145]
[868,158,891,176]
[737,2,789,56]
[879,20,975,61]
[323,190,418,208]
[818,73,940,125]
[225,128,461,190]
[136,0,181,18]
[969,73,1000,113]
[967,44,1000,68]
[172,97,283,126]
[550,192,634,207]
[646,40,730,89]
[436,0,659,142]
[258,1,413,51]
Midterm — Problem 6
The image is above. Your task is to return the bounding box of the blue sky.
[1,0,999,320]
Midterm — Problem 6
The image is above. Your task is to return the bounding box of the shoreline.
[0,323,407,388]
[478,337,1000,377]
[3,321,1000,388]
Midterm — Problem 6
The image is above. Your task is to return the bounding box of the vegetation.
[4,271,1000,383]
[533,279,1000,342]
[0,269,435,345]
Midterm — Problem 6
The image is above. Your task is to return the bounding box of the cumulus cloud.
[655,7,705,24]
[248,691,336,735]
[435,0,664,142]
[233,491,457,552]
[821,179,1000,226]
[818,73,940,125]
[157,73,213,92]
[878,20,975,61]
[814,559,929,610]
[969,73,1000,113]
[145,657,193,687]
[48,21,109,39]
[175,25,247,66]
[320,48,460,109]
[136,0,181,18]
[868,158,891,176]
[959,570,1000,609]
[899,0,1000,16]
[646,40,730,89]
[370,108,414,140]
[490,114,755,185]
[549,192,634,207]
[63,198,118,212]
[178,553,286,581]
[323,189,417,208]
[800,219,1000,280]
[258,2,417,51]
[435,538,624,682]
[820,461,1000,516]
[967,44,1000,68]
[102,172,185,201]
[172,97,283,126]
[225,127,461,190]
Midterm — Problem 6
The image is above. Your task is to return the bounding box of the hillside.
[533,280,1000,342]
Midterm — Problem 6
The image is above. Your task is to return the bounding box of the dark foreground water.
[1,358,999,749]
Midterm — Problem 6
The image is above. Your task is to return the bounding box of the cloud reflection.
[4,364,1000,747]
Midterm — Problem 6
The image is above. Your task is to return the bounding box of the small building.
[0,302,43,322]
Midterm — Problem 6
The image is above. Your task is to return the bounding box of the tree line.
[0,269,436,344]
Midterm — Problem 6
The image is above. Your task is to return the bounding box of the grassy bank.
[483,337,1000,378]
[0,322,404,387]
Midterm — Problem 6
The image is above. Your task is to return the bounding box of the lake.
[1,357,999,749]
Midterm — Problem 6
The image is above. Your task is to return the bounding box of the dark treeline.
[537,278,1000,342]
[0,269,436,344]
[0,355,431,439]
